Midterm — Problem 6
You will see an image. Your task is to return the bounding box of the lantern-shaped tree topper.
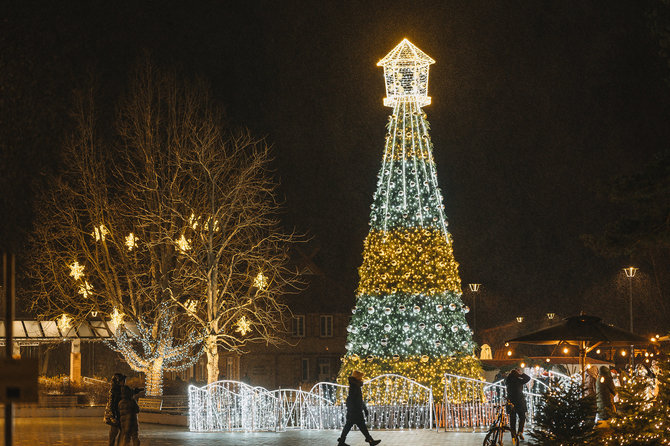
[377,38,435,107]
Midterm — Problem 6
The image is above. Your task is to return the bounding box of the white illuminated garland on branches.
[105,303,203,396]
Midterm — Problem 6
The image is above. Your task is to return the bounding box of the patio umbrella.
[506,314,649,380]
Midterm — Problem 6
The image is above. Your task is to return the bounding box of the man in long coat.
[337,370,381,446]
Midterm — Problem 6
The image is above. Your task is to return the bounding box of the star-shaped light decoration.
[236,316,251,336]
[184,299,198,313]
[125,233,139,251]
[57,313,72,333]
[254,271,268,290]
[92,224,109,242]
[109,308,124,329]
[78,281,93,298]
[204,218,220,232]
[69,261,85,281]
[189,213,199,230]
[176,234,191,252]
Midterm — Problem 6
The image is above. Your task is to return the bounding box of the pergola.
[0,320,133,384]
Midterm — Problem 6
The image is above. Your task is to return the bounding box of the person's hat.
[351,370,365,381]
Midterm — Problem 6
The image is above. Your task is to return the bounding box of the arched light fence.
[440,371,577,430]
[189,373,434,432]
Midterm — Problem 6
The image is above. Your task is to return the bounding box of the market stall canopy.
[506,314,649,380]
[506,315,648,347]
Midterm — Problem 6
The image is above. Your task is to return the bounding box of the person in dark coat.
[104,373,126,446]
[337,370,381,446]
[596,365,617,420]
[505,368,530,443]
[118,385,140,446]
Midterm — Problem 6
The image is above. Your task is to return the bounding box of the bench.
[40,395,78,407]
[138,397,162,412]
[160,395,188,413]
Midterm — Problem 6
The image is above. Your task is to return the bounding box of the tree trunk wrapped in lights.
[338,40,482,399]
[31,59,298,392]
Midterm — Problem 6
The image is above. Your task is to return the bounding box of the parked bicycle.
[483,402,518,446]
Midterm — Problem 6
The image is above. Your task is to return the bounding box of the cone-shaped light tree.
[338,39,481,395]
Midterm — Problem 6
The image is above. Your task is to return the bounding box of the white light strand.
[189,373,433,432]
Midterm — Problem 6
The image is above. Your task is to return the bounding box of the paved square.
[1,418,489,446]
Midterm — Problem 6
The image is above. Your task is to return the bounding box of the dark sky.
[2,1,670,331]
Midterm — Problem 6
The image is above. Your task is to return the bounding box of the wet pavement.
[1,417,489,445]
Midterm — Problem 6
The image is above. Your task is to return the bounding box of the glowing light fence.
[440,372,573,429]
[189,374,434,432]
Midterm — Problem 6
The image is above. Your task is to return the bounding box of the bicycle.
[483,402,518,446]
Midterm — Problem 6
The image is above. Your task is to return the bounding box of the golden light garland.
[339,354,482,402]
[357,228,461,296]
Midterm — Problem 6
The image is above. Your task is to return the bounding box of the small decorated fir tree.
[529,379,599,446]
[603,358,670,446]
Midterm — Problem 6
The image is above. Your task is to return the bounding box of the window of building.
[292,315,305,337]
[301,358,310,381]
[320,315,333,337]
[317,358,331,381]
[226,357,234,380]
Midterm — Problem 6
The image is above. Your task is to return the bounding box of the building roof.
[377,38,435,67]
[0,320,131,344]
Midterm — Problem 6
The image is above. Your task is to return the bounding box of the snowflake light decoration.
[125,233,139,251]
[254,271,268,290]
[236,316,251,336]
[185,299,198,313]
[189,213,199,230]
[69,261,85,281]
[176,234,191,252]
[204,218,220,232]
[92,224,109,241]
[78,281,93,298]
[57,313,72,333]
[109,307,125,329]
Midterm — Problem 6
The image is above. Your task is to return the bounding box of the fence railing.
[441,371,575,430]
[189,373,434,432]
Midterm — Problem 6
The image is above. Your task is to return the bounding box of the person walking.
[337,370,381,446]
[596,365,617,421]
[103,373,126,446]
[118,385,141,446]
[505,368,530,444]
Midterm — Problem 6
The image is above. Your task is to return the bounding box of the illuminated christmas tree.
[338,39,481,396]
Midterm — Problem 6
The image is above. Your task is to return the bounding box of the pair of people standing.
[104,373,141,446]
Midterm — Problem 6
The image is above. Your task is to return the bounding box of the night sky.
[2,1,669,332]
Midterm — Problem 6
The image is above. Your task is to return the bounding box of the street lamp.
[623,266,638,364]
[468,283,481,336]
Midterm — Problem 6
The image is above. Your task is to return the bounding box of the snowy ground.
[1,417,490,445]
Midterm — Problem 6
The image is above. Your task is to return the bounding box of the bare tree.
[169,127,303,384]
[32,60,300,391]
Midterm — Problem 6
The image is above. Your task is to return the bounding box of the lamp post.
[623,266,638,365]
[468,283,481,337]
